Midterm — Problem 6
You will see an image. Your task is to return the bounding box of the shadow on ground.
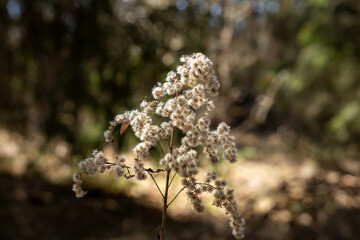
[1,169,360,240]
[1,129,360,240]
[0,173,233,240]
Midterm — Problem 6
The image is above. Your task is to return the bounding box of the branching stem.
[148,172,165,198]
[168,172,177,188]
[167,186,185,207]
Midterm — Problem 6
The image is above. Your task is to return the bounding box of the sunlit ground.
[0,127,359,239]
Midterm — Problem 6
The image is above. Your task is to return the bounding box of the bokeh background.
[1,0,360,239]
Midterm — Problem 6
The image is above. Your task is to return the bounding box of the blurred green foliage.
[0,0,359,155]
[282,0,360,143]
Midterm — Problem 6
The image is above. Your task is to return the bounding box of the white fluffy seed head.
[104,130,113,142]
[74,53,244,239]
[152,86,165,99]
[114,165,125,177]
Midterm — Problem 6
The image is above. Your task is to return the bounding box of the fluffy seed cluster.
[73,150,129,198]
[72,53,244,239]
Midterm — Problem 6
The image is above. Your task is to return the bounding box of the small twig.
[166,138,170,149]
[169,127,175,154]
[105,160,164,173]
[168,172,177,188]
[145,168,165,173]
[124,174,135,179]
[148,172,165,198]
[196,182,216,189]
[167,186,186,207]
[124,166,134,179]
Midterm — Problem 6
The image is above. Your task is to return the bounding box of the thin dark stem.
[145,168,165,173]
[169,127,175,154]
[148,172,165,198]
[125,166,134,179]
[160,170,171,240]
[167,186,185,207]
[104,161,164,174]
[160,93,180,240]
[196,182,216,189]
[166,138,170,149]
[168,172,177,188]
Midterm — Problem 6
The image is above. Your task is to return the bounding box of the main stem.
[160,92,179,240]
[160,125,176,240]
[160,169,171,240]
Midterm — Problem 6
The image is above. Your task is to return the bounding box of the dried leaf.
[120,119,130,135]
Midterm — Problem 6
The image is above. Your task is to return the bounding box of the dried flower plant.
[72,53,245,239]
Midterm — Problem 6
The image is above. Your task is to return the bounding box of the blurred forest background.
[0,0,359,239]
